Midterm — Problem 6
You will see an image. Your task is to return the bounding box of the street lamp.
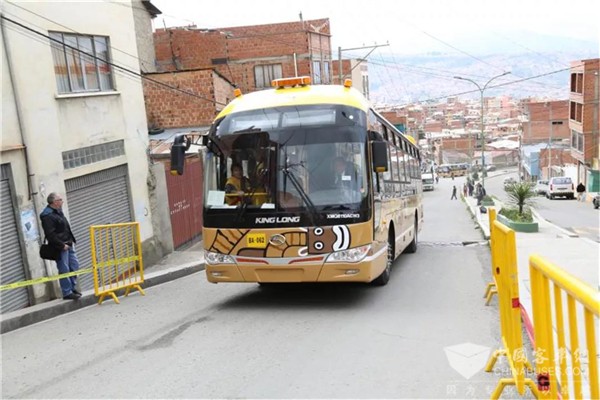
[454,71,510,189]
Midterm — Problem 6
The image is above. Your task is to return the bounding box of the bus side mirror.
[170,135,191,175]
[371,141,388,173]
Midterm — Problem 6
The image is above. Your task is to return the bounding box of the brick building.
[569,58,599,192]
[153,18,332,94]
[521,100,570,145]
[143,68,234,129]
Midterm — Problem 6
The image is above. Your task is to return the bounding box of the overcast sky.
[150,0,599,55]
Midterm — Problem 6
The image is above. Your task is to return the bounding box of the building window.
[571,130,584,153]
[49,32,114,94]
[570,73,583,94]
[569,101,583,123]
[312,61,322,84]
[62,140,125,169]
[254,64,282,88]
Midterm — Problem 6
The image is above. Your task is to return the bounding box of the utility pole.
[454,72,510,189]
[337,43,389,83]
[548,103,553,179]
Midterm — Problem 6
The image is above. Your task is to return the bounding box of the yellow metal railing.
[485,218,539,399]
[529,254,600,399]
[90,222,145,305]
[484,208,498,305]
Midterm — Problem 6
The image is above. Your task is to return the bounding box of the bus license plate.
[247,233,267,248]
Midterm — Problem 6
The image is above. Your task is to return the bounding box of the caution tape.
[0,268,93,291]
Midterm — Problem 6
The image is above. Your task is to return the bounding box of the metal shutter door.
[0,164,30,313]
[65,165,132,291]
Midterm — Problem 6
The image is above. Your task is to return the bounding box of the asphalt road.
[2,185,518,399]
[482,168,599,243]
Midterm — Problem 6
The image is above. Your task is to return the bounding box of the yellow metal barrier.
[529,254,600,399]
[90,222,145,305]
[485,219,539,399]
[484,208,498,305]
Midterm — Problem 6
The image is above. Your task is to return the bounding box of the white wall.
[1,0,157,302]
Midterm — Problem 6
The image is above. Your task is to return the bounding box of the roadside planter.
[496,213,539,233]
[481,196,495,207]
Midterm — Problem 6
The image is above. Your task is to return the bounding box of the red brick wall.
[522,100,570,145]
[539,148,578,168]
[569,58,599,164]
[143,69,233,129]
[441,137,475,152]
[380,111,407,126]
[154,19,331,93]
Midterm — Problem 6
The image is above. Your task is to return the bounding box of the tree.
[504,181,536,215]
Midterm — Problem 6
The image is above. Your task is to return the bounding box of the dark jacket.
[40,206,76,250]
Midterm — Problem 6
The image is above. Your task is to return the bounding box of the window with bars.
[313,61,322,84]
[49,32,114,94]
[254,64,282,88]
[322,61,330,84]
[62,140,125,169]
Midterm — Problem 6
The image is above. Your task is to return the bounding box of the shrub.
[499,207,534,223]
[504,181,536,216]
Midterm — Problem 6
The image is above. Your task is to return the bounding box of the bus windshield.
[203,105,369,226]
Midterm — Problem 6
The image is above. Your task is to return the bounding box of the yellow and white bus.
[171,76,423,286]
[436,163,468,178]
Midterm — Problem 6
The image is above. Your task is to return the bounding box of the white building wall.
[1,1,157,304]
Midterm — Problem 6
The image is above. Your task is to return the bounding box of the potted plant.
[497,181,539,232]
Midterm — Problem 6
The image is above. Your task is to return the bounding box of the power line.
[0,15,226,106]
[4,0,156,72]
[394,64,582,108]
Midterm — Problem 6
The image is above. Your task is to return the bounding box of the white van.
[547,177,575,200]
[422,173,434,191]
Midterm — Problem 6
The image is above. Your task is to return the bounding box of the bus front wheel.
[405,216,418,254]
[372,231,394,286]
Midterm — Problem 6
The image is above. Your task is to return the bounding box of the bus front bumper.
[205,247,387,284]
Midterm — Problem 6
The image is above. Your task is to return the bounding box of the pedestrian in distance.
[40,192,81,300]
[435,175,439,184]
[576,182,586,201]
[476,183,486,206]
[451,185,458,200]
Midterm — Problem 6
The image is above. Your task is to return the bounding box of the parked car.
[485,165,496,172]
[535,180,549,195]
[547,176,575,200]
[593,194,600,209]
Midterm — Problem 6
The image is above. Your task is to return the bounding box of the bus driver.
[225,163,251,205]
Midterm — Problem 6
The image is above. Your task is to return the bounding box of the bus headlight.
[205,251,235,265]
[325,245,370,263]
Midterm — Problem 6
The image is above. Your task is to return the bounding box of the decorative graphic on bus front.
[208,226,352,257]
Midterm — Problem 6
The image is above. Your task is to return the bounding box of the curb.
[1,263,205,334]
[530,208,579,238]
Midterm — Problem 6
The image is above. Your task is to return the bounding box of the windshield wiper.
[232,126,263,134]
[280,167,318,226]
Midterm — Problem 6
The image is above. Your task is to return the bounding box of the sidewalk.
[1,239,206,334]
[463,193,599,339]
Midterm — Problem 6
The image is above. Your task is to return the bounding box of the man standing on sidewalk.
[451,185,458,200]
[40,193,81,300]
